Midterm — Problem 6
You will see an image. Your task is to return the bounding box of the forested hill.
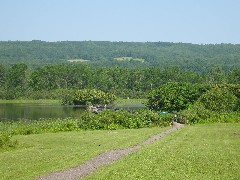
[0,40,240,70]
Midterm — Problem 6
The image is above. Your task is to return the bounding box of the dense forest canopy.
[0,40,239,102]
[0,63,239,100]
[0,41,239,70]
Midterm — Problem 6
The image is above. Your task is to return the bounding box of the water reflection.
[0,103,86,121]
[0,103,145,121]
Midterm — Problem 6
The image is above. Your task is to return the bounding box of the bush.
[0,109,174,139]
[181,102,214,124]
[61,89,116,105]
[78,109,172,130]
[182,105,240,124]
[147,82,210,112]
[182,86,240,124]
[0,133,17,149]
[198,88,238,112]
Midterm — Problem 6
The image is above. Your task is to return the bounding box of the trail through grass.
[86,124,240,180]
[0,127,168,180]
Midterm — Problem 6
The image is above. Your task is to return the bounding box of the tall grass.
[1,110,172,136]
[0,133,17,149]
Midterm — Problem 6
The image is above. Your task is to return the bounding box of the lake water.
[0,103,145,121]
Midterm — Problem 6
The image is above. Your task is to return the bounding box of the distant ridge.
[0,41,239,70]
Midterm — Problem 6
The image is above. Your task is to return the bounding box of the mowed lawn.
[0,127,169,180]
[86,124,240,180]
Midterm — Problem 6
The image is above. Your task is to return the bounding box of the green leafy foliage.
[181,102,215,124]
[0,133,17,149]
[147,82,210,112]
[181,84,240,124]
[0,41,240,71]
[183,102,240,124]
[147,82,240,124]
[79,109,170,130]
[5,63,28,99]
[29,64,91,91]
[61,89,116,105]
[198,87,238,112]
[0,109,172,138]
[0,61,239,99]
[215,83,240,100]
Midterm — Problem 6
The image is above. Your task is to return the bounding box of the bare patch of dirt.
[38,123,184,180]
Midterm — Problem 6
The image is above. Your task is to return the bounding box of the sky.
[1,0,240,44]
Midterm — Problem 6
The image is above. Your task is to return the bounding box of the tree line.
[0,63,239,100]
[0,41,240,71]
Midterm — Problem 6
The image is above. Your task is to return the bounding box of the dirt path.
[38,123,184,180]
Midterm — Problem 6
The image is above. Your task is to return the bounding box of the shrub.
[198,88,238,112]
[0,133,18,149]
[182,86,240,124]
[0,109,173,138]
[78,109,172,130]
[147,82,210,112]
[61,89,116,105]
[181,102,214,124]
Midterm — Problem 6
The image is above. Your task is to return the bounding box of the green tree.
[0,64,6,98]
[29,64,91,91]
[198,86,239,112]
[207,66,227,84]
[0,64,5,86]
[62,89,116,105]
[6,63,28,99]
[147,82,210,112]
[228,68,240,84]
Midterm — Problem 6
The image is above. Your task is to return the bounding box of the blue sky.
[1,0,240,44]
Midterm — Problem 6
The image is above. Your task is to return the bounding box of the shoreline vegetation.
[0,99,61,104]
[0,98,147,106]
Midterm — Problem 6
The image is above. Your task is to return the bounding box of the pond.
[0,103,145,121]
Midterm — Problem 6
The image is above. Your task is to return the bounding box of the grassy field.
[113,57,145,63]
[67,59,90,63]
[0,127,169,180]
[86,124,240,180]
